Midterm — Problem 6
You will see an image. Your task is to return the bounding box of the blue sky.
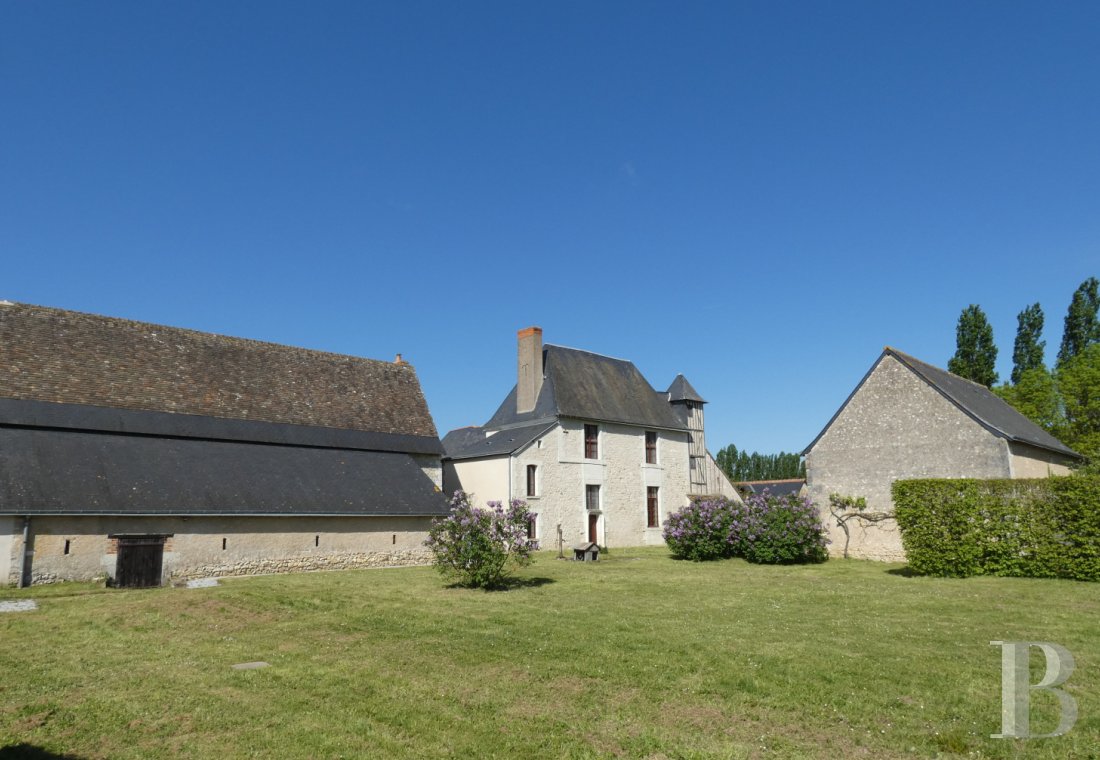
[3,2,1098,454]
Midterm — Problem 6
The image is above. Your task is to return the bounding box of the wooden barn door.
[115,536,167,588]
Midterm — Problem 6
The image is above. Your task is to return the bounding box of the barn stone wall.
[805,354,1011,562]
[5,515,434,586]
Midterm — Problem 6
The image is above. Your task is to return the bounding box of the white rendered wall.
[443,457,510,504]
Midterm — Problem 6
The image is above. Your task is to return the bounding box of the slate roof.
[667,374,706,403]
[0,302,447,516]
[0,427,447,516]
[441,426,490,457]
[803,347,1082,459]
[889,349,1080,458]
[0,397,443,456]
[0,302,438,439]
[481,345,687,432]
[442,422,555,460]
[735,479,806,498]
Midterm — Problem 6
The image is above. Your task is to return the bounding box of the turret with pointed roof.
[666,374,706,404]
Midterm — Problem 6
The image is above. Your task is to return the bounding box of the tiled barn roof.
[0,302,438,438]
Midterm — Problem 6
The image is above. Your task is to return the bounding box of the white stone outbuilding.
[804,347,1082,561]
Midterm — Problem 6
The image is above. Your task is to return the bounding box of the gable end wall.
[806,354,1011,561]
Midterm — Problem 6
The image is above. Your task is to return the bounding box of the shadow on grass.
[4,583,113,601]
[445,576,556,592]
[885,566,920,577]
[0,744,86,759]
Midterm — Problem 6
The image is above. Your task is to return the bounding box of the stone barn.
[803,347,1082,561]
[0,302,446,587]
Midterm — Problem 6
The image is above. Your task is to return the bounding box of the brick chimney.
[516,326,544,414]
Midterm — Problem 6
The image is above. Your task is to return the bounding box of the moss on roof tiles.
[0,302,438,438]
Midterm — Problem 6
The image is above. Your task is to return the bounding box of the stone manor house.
[442,327,739,551]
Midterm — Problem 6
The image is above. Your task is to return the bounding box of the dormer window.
[584,424,599,459]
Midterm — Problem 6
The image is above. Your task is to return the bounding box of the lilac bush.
[740,490,829,564]
[425,491,536,588]
[663,497,743,561]
[662,498,724,560]
[663,492,828,564]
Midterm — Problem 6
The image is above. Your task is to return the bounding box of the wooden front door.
[588,513,599,544]
[115,536,167,588]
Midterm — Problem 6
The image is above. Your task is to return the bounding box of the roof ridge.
[2,301,438,438]
[544,342,634,364]
[888,348,1014,436]
[886,346,992,391]
[886,348,1017,437]
[884,347,1079,458]
[481,341,686,432]
[4,301,403,369]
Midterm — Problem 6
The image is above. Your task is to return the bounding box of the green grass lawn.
[1,549,1097,759]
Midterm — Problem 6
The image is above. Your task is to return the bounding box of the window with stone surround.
[645,431,657,464]
[647,486,659,527]
[526,464,537,497]
[586,484,600,511]
[584,424,599,459]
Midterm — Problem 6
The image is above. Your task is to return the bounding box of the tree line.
[947,277,1100,463]
[714,444,805,482]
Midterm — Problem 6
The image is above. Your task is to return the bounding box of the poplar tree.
[994,368,1065,438]
[947,305,998,387]
[714,444,805,481]
[1011,303,1045,384]
[1057,344,1100,462]
[1057,277,1100,368]
[715,444,738,480]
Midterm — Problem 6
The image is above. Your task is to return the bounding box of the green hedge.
[892,476,1100,581]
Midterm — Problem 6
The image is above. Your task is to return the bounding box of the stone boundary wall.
[20,549,434,586]
[168,549,434,582]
